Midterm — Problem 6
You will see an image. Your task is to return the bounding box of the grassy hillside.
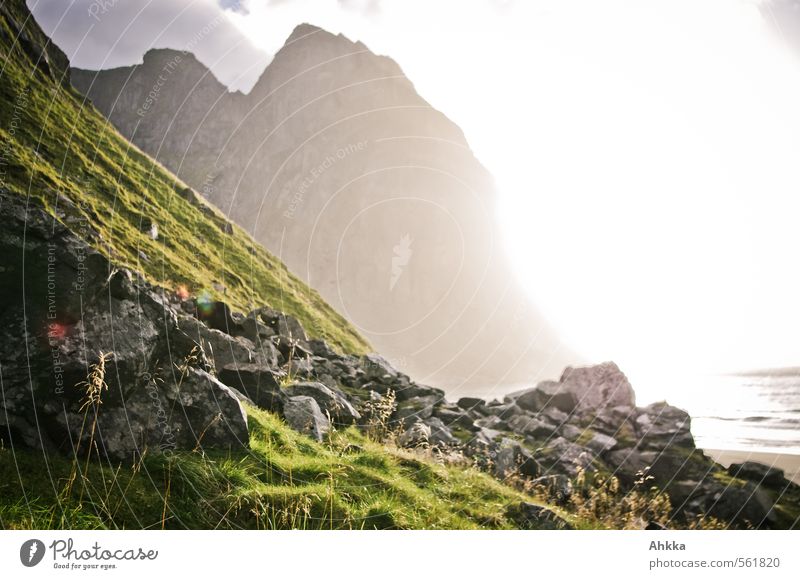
[0,406,564,530]
[0,1,368,354]
[0,2,569,531]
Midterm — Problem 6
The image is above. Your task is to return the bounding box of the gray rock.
[457,397,487,414]
[530,475,573,505]
[217,364,286,412]
[727,461,791,489]
[559,362,636,413]
[252,307,308,341]
[507,415,557,439]
[539,437,595,477]
[493,438,540,479]
[558,424,584,441]
[509,381,578,414]
[398,421,431,448]
[283,381,360,425]
[585,432,618,454]
[539,405,570,426]
[361,353,398,382]
[424,417,459,446]
[283,396,330,441]
[433,407,479,431]
[482,402,523,420]
[606,448,660,479]
[56,367,249,460]
[393,395,440,427]
[696,481,778,529]
[636,402,694,449]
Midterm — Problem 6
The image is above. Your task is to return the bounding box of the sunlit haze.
[216,0,800,401]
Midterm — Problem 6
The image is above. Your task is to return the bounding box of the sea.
[670,372,800,455]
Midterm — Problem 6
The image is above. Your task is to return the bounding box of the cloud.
[27,0,269,91]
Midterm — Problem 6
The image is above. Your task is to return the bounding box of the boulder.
[727,461,790,489]
[530,475,573,505]
[507,415,558,439]
[493,438,540,479]
[584,432,618,454]
[398,421,431,448]
[538,437,596,477]
[423,417,459,446]
[635,402,694,449]
[559,362,636,414]
[55,366,249,460]
[456,397,487,414]
[695,481,778,529]
[510,381,578,414]
[283,396,330,442]
[217,364,286,412]
[393,395,441,427]
[433,407,479,431]
[251,307,308,341]
[283,382,360,425]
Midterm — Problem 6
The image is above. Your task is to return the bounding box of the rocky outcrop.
[3,193,797,527]
[69,27,572,396]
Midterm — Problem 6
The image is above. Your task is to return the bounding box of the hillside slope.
[0,1,368,355]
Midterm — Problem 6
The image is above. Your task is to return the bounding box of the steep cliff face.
[71,25,572,395]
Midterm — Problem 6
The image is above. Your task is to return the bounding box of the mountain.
[4,0,799,531]
[70,27,572,396]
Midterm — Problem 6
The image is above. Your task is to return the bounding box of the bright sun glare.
[492,0,800,391]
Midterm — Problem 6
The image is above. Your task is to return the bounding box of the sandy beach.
[703,448,800,484]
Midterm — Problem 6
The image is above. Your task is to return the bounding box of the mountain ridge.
[71,22,571,396]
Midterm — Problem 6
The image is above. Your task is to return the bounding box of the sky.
[28,0,800,397]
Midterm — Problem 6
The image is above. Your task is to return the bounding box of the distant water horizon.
[675,372,800,456]
[454,370,800,457]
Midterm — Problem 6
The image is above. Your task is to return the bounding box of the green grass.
[0,406,562,529]
[0,3,369,354]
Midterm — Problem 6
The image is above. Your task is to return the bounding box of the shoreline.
[702,448,800,484]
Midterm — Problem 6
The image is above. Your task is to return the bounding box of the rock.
[509,381,578,414]
[393,395,440,427]
[584,432,618,454]
[251,307,308,341]
[507,415,558,439]
[727,462,790,489]
[506,502,573,530]
[697,481,778,529]
[493,438,540,479]
[606,448,660,480]
[559,362,636,414]
[176,315,277,370]
[423,417,459,446]
[456,397,487,414]
[635,402,694,449]
[361,353,398,382]
[530,475,573,505]
[483,402,523,420]
[539,437,595,477]
[433,407,479,431]
[55,366,249,460]
[539,405,570,426]
[283,396,330,442]
[558,424,584,441]
[217,364,286,412]
[398,421,431,448]
[474,415,508,431]
[283,381,360,425]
